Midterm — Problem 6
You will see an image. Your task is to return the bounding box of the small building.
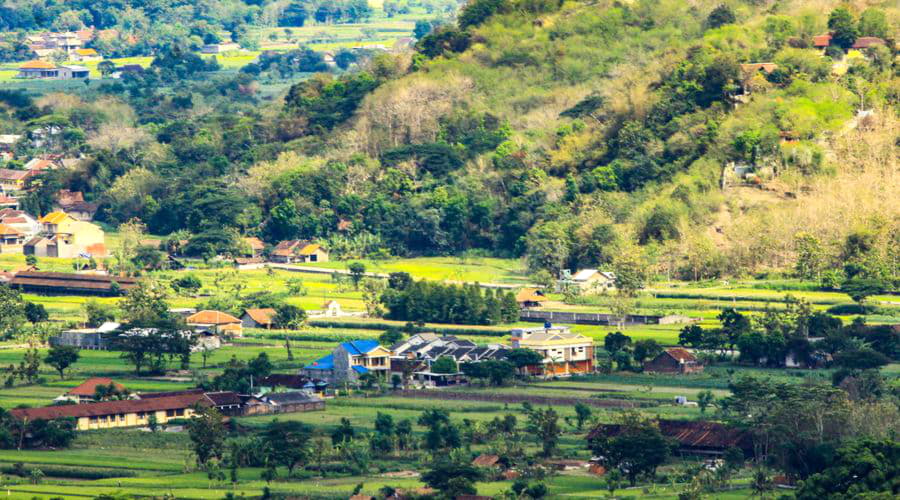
[569,269,616,292]
[57,65,90,79]
[71,48,101,62]
[257,374,328,397]
[0,209,41,237]
[261,391,325,414]
[201,42,241,54]
[515,287,547,309]
[588,419,752,456]
[851,37,886,50]
[304,340,391,385]
[10,272,136,296]
[241,308,276,329]
[55,190,98,221]
[10,392,212,431]
[25,211,107,258]
[0,195,19,209]
[812,33,832,49]
[322,300,342,317]
[50,322,121,349]
[0,169,33,192]
[17,60,59,78]
[271,240,328,264]
[510,325,593,376]
[0,134,21,160]
[0,223,25,253]
[61,377,126,403]
[644,348,704,374]
[242,237,265,258]
[186,310,243,338]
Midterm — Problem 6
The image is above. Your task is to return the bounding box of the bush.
[826,304,877,315]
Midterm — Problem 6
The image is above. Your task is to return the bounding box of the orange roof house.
[851,37,886,50]
[241,308,276,328]
[242,237,265,257]
[63,377,126,402]
[515,287,547,308]
[187,310,243,337]
[813,33,832,48]
[271,240,328,264]
[19,60,56,70]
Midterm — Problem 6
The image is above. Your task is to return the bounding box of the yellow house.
[510,325,594,377]
[25,210,107,258]
[10,392,211,431]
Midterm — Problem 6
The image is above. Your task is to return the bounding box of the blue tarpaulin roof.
[304,354,334,370]
[352,365,369,374]
[341,340,380,355]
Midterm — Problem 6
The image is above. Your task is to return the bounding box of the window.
[166,409,176,417]
[119,414,125,422]
[90,416,98,423]
[175,409,185,417]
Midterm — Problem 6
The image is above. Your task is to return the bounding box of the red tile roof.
[66,377,124,397]
[851,37,886,49]
[0,169,31,181]
[10,392,209,421]
[813,33,832,47]
[664,348,697,362]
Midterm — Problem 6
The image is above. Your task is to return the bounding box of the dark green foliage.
[461,360,517,386]
[241,48,328,77]
[604,332,632,353]
[186,406,225,466]
[263,420,312,473]
[458,0,507,30]
[705,4,735,29]
[44,346,79,380]
[588,413,673,485]
[833,349,890,370]
[207,354,272,393]
[382,281,518,325]
[24,302,48,324]
[331,417,355,445]
[415,26,472,58]
[827,8,859,50]
[794,439,899,499]
[421,455,483,497]
[273,304,307,329]
[381,142,465,177]
[431,356,458,374]
[284,72,380,133]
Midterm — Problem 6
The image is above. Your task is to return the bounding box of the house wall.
[75,407,197,431]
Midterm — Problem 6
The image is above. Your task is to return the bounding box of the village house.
[58,377,127,403]
[303,340,391,385]
[320,300,342,317]
[588,419,752,457]
[271,240,328,264]
[0,134,21,161]
[644,348,704,374]
[201,42,241,54]
[242,237,265,258]
[71,48,101,62]
[515,287,547,309]
[568,269,616,293]
[186,310,243,338]
[0,224,25,253]
[50,322,121,350]
[851,37,886,50]
[25,211,107,258]
[510,325,594,377]
[257,374,328,397]
[16,61,89,80]
[0,195,19,209]
[11,392,212,431]
[0,209,43,239]
[11,272,136,296]
[241,308,276,329]
[54,190,99,221]
[0,169,33,192]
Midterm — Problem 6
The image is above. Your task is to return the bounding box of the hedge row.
[308,320,510,337]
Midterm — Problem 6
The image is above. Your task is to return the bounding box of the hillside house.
[242,237,265,257]
[241,308,276,329]
[271,240,328,263]
[851,37,886,50]
[59,377,127,403]
[54,190,98,221]
[515,287,547,309]
[812,33,832,50]
[510,325,594,376]
[25,211,106,258]
[0,224,25,253]
[0,169,32,192]
[0,134,21,160]
[186,310,243,338]
[0,209,42,238]
[71,48,101,61]
[569,269,616,292]
[321,300,342,317]
[0,195,18,209]
[644,348,703,374]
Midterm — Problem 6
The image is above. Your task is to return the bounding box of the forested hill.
[1,0,897,285]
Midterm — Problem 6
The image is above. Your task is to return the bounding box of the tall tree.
[44,345,79,379]
[187,406,226,466]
